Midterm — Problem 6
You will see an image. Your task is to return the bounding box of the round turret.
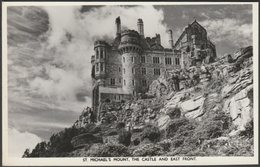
[118,30,142,54]
[118,30,142,95]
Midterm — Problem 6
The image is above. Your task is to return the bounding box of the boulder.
[180,96,205,119]
[157,114,171,130]
[223,85,253,130]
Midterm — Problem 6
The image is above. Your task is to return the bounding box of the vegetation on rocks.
[24,46,254,157]
[141,124,161,142]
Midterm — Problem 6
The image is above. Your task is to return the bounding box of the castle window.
[124,80,126,85]
[123,68,125,74]
[131,57,134,62]
[175,58,180,65]
[132,80,135,86]
[100,63,104,71]
[154,68,160,75]
[142,79,147,86]
[96,63,99,72]
[123,57,125,63]
[153,57,160,64]
[132,68,135,74]
[96,50,99,59]
[119,67,121,72]
[141,56,146,63]
[110,78,115,85]
[141,67,146,75]
[118,78,122,84]
[165,57,172,65]
[100,49,104,59]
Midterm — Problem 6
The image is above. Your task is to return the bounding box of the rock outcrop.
[27,46,254,157]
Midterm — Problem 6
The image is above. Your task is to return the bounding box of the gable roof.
[173,19,207,49]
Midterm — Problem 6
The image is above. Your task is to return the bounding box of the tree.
[22,149,30,158]
[30,141,48,157]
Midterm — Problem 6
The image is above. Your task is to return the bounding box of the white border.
[2,1,259,166]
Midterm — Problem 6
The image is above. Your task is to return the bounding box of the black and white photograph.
[2,1,259,166]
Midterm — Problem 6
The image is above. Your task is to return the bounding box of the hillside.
[23,46,254,157]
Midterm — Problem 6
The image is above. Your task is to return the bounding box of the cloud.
[201,18,252,48]
[8,128,42,158]
[29,65,84,101]
[26,5,170,102]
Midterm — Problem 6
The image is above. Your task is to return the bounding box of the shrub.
[48,127,80,155]
[193,121,223,141]
[166,107,181,119]
[193,112,231,142]
[132,138,140,146]
[22,149,30,158]
[29,141,49,157]
[141,124,161,142]
[116,122,126,129]
[240,120,253,138]
[132,143,164,156]
[165,118,190,138]
[118,129,132,146]
[158,139,172,152]
[87,143,130,157]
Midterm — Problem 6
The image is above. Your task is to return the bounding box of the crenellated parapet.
[118,30,143,54]
[94,40,108,48]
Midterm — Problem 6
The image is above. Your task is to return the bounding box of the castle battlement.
[94,40,109,47]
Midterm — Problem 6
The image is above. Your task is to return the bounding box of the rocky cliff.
[24,46,254,157]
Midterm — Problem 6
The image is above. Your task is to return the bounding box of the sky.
[7,4,252,157]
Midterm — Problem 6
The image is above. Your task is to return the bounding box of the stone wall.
[100,93,132,103]
[139,50,180,93]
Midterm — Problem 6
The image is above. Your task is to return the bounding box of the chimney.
[115,16,121,37]
[168,29,173,48]
[137,18,144,37]
[156,34,161,45]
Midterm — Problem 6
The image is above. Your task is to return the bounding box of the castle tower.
[94,40,107,86]
[118,30,142,95]
[115,16,121,37]
[168,29,174,48]
[137,18,144,37]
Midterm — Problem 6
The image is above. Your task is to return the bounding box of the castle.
[91,17,216,115]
